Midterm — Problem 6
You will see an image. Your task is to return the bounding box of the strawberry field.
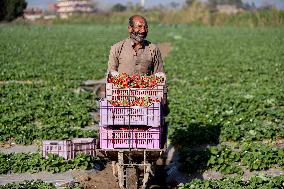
[1,24,284,187]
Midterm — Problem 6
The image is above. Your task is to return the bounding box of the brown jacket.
[107,37,164,75]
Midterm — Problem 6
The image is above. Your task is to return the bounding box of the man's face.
[129,17,148,43]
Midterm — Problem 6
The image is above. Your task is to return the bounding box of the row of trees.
[111,0,276,12]
[0,0,281,22]
[0,0,27,22]
[186,0,243,8]
[186,0,276,10]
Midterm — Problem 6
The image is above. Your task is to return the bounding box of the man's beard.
[130,31,147,43]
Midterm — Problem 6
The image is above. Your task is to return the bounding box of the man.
[107,15,165,77]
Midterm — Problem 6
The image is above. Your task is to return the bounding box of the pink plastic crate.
[99,126,161,149]
[106,83,166,102]
[99,100,163,127]
[42,138,96,159]
[72,138,97,158]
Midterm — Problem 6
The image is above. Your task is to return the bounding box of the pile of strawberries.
[118,126,149,131]
[109,97,160,107]
[107,73,165,88]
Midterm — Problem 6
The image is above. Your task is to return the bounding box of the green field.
[1,24,284,186]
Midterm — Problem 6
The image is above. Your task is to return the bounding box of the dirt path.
[0,170,84,188]
[0,144,38,154]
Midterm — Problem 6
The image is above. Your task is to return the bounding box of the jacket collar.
[128,37,146,49]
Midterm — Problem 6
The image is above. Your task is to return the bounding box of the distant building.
[48,3,58,14]
[216,5,243,14]
[24,7,43,21]
[57,0,93,19]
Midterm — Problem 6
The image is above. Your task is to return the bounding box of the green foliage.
[0,180,56,189]
[166,26,284,145]
[0,152,99,174]
[165,26,284,177]
[209,0,243,8]
[241,143,284,171]
[179,143,284,175]
[169,123,221,146]
[207,146,243,175]
[0,25,284,187]
[179,147,211,173]
[179,175,284,189]
[0,25,113,144]
[0,83,97,144]
[112,3,127,12]
[186,0,197,6]
[0,0,27,22]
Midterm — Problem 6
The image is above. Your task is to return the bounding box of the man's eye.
[134,25,148,29]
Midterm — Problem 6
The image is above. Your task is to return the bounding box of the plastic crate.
[99,100,163,127]
[42,138,96,159]
[106,83,166,102]
[72,138,97,158]
[99,126,161,149]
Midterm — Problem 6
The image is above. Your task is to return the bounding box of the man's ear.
[128,25,132,33]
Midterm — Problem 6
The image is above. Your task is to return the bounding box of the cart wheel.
[126,167,138,189]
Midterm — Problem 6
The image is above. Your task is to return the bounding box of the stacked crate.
[99,80,167,150]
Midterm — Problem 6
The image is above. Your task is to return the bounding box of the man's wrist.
[155,72,166,78]
[110,71,119,77]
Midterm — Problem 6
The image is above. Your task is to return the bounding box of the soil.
[0,144,38,154]
[76,162,174,189]
[0,170,83,188]
[76,163,120,189]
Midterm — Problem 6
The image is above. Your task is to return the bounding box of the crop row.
[179,142,284,175]
[0,25,112,84]
[178,175,284,189]
[1,25,283,145]
[0,180,83,189]
[0,25,129,144]
[1,25,284,184]
[0,152,99,174]
[0,180,57,189]
[165,27,283,142]
[160,26,284,183]
[0,83,97,144]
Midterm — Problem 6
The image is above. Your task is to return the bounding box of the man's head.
[128,15,148,43]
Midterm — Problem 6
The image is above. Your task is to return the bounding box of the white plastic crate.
[105,83,166,102]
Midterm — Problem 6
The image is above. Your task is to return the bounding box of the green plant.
[0,180,56,189]
[0,152,100,174]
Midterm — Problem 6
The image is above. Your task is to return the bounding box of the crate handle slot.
[49,142,58,145]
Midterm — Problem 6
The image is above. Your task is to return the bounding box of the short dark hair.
[129,15,147,26]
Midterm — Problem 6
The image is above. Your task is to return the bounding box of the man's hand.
[155,72,166,78]
[110,71,119,77]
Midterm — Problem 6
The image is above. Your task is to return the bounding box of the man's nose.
[140,27,146,32]
[139,25,148,32]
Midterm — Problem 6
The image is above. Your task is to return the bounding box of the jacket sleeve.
[107,45,119,73]
[152,45,164,74]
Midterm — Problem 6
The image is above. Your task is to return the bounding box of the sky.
[27,0,284,10]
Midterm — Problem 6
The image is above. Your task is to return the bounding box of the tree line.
[0,0,27,22]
